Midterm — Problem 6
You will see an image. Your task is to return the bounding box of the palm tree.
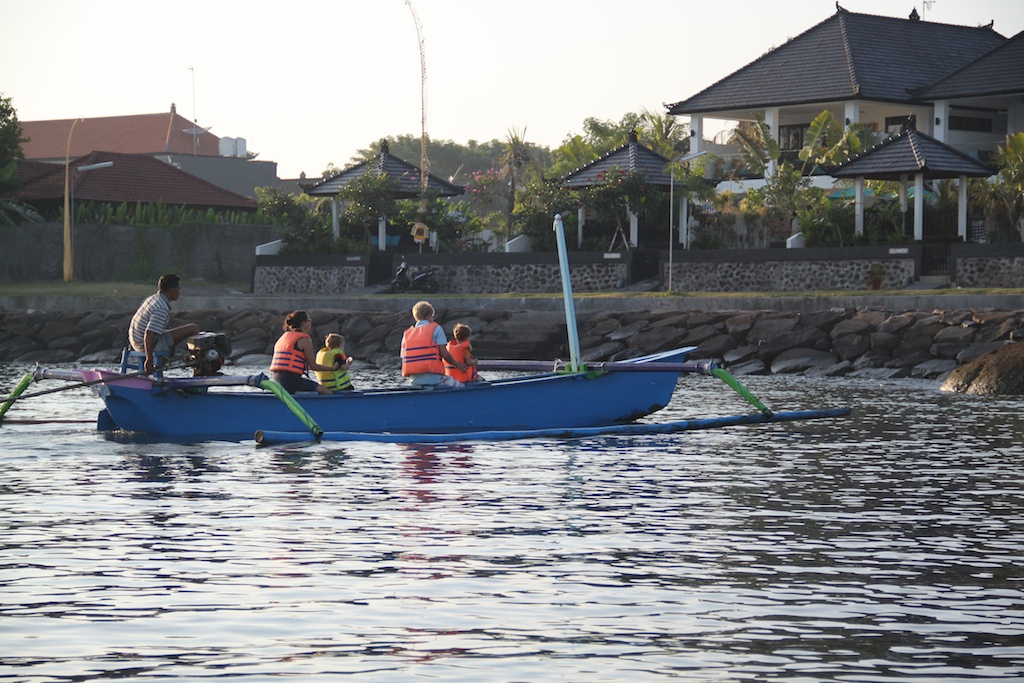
[550,134,597,177]
[499,126,531,241]
[636,108,689,159]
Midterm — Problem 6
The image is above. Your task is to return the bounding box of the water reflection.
[1,365,1022,680]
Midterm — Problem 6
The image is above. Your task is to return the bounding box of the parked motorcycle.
[390,260,439,294]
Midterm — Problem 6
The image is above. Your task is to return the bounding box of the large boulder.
[941,343,1024,395]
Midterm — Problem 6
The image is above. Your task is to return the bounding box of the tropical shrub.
[971,132,1024,242]
[513,177,579,252]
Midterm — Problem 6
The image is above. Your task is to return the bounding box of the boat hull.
[84,348,695,440]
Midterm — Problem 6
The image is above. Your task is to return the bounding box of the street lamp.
[68,161,114,282]
[668,150,707,293]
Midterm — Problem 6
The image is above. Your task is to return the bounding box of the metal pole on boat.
[553,213,581,371]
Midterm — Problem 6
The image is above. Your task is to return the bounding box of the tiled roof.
[915,30,1024,99]
[15,151,257,209]
[561,132,673,188]
[20,111,222,160]
[303,140,464,198]
[13,159,61,186]
[827,129,997,180]
[667,7,1006,115]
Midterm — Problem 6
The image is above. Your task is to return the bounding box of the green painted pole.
[0,372,35,422]
[259,379,324,439]
[711,368,774,417]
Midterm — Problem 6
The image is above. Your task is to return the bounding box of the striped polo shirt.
[128,292,171,351]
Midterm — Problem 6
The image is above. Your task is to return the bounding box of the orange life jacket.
[445,339,478,383]
[401,322,445,376]
[270,330,309,374]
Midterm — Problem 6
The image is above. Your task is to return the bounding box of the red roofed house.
[15,150,257,215]
[19,104,278,199]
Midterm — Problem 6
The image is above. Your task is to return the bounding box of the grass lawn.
[0,281,248,298]
[0,281,1020,299]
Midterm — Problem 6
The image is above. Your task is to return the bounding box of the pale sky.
[3,0,1022,179]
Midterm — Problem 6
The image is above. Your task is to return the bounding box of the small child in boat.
[445,323,481,383]
[315,333,354,391]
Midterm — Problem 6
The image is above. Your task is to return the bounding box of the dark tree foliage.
[0,93,27,196]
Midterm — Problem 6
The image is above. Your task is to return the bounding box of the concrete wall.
[0,222,279,284]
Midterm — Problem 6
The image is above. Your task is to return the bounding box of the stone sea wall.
[431,262,629,294]
[252,265,368,296]
[956,256,1024,288]
[664,258,915,292]
[251,262,630,295]
[2,303,1022,382]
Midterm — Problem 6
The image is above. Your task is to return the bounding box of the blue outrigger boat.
[82,347,699,440]
[5,348,849,444]
[1,216,850,443]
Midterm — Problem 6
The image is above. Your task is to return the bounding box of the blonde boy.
[315,333,354,391]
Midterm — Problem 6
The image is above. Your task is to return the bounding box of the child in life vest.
[315,333,354,391]
[445,323,481,383]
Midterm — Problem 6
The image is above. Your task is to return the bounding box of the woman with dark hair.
[269,310,339,395]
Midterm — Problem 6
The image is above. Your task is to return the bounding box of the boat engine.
[186,332,231,376]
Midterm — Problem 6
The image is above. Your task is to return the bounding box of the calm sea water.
[1,362,1022,682]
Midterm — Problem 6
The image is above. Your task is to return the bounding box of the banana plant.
[799,110,876,173]
[732,113,781,177]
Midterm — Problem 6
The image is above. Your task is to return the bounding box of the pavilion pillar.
[330,199,340,239]
[899,174,908,237]
[854,177,865,236]
[763,107,779,177]
[679,196,687,246]
[958,174,968,241]
[577,206,585,248]
[378,215,387,252]
[914,174,925,241]
[629,210,638,247]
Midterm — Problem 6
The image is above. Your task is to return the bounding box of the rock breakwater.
[2,304,1023,382]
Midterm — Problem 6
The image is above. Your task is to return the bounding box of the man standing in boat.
[128,273,200,374]
[401,301,467,388]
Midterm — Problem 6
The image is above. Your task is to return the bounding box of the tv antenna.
[922,0,935,19]
[183,125,211,157]
[183,66,210,156]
